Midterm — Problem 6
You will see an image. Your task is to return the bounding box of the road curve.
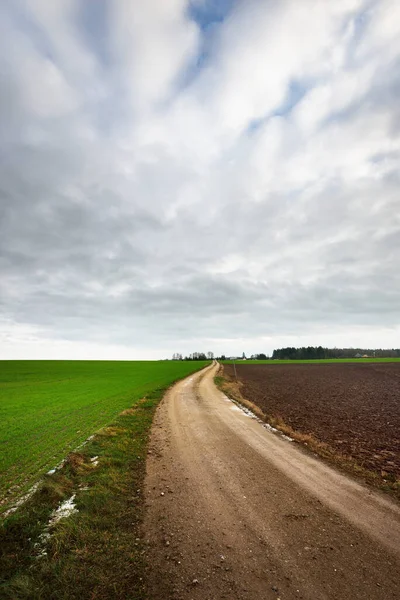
[143,362,400,600]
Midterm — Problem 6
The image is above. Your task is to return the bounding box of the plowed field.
[223,362,400,482]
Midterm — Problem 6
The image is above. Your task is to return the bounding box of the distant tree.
[207,351,214,360]
[190,352,207,361]
[272,346,400,360]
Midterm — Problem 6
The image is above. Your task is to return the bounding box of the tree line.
[171,347,400,361]
[172,352,214,361]
[271,347,400,360]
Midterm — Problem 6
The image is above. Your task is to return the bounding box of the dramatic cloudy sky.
[1,0,400,359]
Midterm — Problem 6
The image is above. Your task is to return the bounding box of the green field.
[0,360,208,508]
[221,358,400,364]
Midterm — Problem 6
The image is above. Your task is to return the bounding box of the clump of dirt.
[63,452,98,477]
[64,452,86,469]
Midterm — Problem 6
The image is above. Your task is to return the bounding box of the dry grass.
[98,426,126,437]
[120,407,137,416]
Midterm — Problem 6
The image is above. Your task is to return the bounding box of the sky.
[1,0,400,360]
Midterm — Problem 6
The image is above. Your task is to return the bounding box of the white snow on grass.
[2,428,99,518]
[3,482,40,518]
[35,494,78,558]
[48,494,77,527]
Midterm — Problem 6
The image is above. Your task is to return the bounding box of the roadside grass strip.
[1,388,164,600]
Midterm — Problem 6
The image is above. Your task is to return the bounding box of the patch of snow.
[35,532,51,558]
[3,482,40,517]
[77,433,95,450]
[223,395,293,442]
[227,399,257,420]
[264,422,279,433]
[49,494,77,527]
[3,429,98,518]
[47,457,66,474]
[263,422,293,441]
[240,407,257,419]
[35,494,78,559]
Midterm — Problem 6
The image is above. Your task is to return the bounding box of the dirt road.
[143,362,400,600]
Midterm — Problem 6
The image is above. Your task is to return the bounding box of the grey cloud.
[1,0,400,358]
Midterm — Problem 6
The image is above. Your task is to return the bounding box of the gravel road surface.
[143,362,400,599]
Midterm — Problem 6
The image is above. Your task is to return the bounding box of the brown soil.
[223,362,400,483]
[143,363,400,600]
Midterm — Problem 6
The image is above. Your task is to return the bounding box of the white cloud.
[191,0,363,137]
[0,0,399,359]
[23,58,79,117]
[111,0,200,112]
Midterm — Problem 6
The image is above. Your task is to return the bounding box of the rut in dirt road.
[143,362,400,600]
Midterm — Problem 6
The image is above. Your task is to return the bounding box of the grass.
[221,358,400,364]
[0,362,210,599]
[1,390,157,598]
[0,360,208,512]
